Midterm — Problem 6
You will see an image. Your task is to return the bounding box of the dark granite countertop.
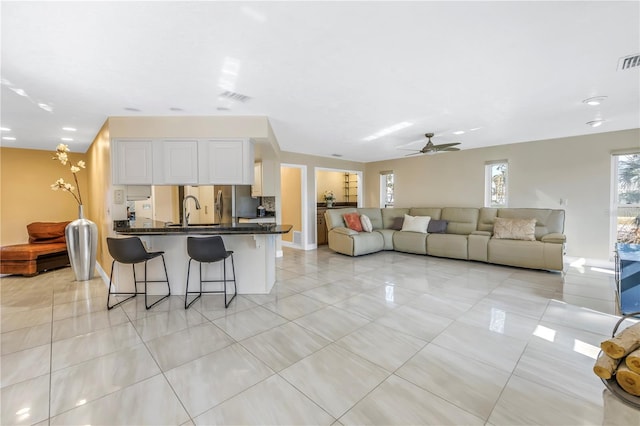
[115,220,292,236]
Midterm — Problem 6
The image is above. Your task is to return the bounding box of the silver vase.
[65,205,98,281]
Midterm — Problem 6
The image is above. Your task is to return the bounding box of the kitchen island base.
[110,234,276,296]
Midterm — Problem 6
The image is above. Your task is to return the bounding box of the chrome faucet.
[183,195,201,226]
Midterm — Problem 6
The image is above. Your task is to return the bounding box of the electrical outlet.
[114,189,124,204]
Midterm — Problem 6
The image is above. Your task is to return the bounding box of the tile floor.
[1,247,640,425]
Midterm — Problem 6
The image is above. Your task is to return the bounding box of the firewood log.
[615,364,640,396]
[600,323,640,359]
[593,352,620,379]
[625,347,640,374]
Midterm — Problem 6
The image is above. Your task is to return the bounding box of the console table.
[615,243,640,315]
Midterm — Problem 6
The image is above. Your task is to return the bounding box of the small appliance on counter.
[257,205,266,217]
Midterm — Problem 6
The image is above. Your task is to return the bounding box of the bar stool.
[185,236,237,309]
[106,237,171,310]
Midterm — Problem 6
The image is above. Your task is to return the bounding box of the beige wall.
[85,121,113,275]
[0,147,88,245]
[317,170,347,203]
[281,167,302,243]
[365,129,640,262]
[109,116,272,139]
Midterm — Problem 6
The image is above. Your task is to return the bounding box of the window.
[380,171,394,208]
[485,161,508,207]
[613,153,640,244]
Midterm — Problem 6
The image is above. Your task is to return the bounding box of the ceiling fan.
[403,133,461,156]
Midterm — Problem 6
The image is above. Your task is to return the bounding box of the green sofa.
[324,207,566,271]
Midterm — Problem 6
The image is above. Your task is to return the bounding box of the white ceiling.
[1,1,639,162]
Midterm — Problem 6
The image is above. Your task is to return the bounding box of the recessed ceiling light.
[10,87,27,97]
[583,96,608,106]
[2,136,16,141]
[452,130,465,135]
[62,127,77,132]
[587,120,605,127]
[61,137,73,141]
[37,103,53,112]
[216,107,230,111]
[124,107,141,112]
[0,127,11,132]
[169,107,183,112]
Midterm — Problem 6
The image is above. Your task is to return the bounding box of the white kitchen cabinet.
[112,139,153,185]
[198,139,254,184]
[252,162,263,197]
[153,139,199,185]
[252,159,276,196]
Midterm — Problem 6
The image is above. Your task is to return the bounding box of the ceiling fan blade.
[404,152,422,156]
[433,142,460,149]
[438,147,461,152]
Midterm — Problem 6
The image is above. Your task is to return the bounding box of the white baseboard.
[281,241,318,251]
[95,262,110,287]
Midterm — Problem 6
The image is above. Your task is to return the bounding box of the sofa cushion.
[343,213,363,232]
[27,221,70,244]
[401,214,430,233]
[440,208,479,235]
[427,234,469,260]
[493,217,537,241]
[393,231,428,255]
[357,208,384,229]
[325,208,357,230]
[360,215,373,232]
[409,208,441,220]
[427,219,448,233]
[390,217,404,230]
[381,208,409,230]
[351,232,385,256]
[497,208,565,239]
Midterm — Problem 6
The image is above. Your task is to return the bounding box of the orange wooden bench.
[0,222,70,276]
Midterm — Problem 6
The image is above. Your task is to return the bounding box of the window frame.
[484,160,508,208]
[380,171,394,208]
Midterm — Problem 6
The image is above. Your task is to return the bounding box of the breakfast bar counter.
[113,221,292,295]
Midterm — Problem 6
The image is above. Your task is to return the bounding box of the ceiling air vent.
[618,54,640,71]
[219,91,251,103]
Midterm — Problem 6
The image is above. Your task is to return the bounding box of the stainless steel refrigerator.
[214,185,233,224]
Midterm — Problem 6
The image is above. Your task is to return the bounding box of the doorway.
[315,167,363,246]
[281,164,306,249]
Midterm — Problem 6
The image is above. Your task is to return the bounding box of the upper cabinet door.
[112,139,153,185]
[153,139,199,185]
[198,139,254,184]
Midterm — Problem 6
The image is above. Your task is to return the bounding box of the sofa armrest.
[331,227,359,236]
[541,233,566,243]
[471,231,492,236]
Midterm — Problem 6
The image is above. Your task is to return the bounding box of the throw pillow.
[390,216,404,230]
[360,214,373,232]
[493,217,537,241]
[401,214,431,233]
[427,219,448,233]
[343,212,363,232]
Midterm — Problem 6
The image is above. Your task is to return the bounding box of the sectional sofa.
[324,207,566,271]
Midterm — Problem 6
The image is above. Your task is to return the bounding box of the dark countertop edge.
[115,225,292,236]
